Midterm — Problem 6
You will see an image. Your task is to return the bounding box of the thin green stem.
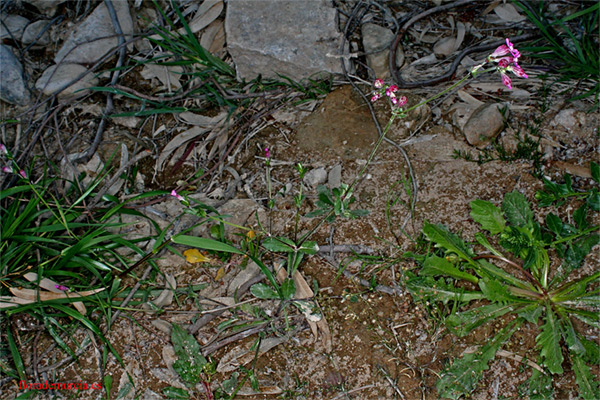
[551,225,599,246]
[299,72,479,247]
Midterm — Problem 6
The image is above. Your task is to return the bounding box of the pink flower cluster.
[370,79,407,107]
[473,38,528,90]
[0,143,27,179]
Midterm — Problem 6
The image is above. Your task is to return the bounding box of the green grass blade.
[6,326,26,381]
[171,235,244,254]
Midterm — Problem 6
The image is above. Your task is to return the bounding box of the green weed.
[405,161,600,399]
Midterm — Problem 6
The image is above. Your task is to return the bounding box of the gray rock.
[553,109,580,130]
[463,103,508,147]
[217,198,262,232]
[0,45,31,106]
[303,167,328,188]
[35,63,99,97]
[0,14,29,42]
[24,0,61,17]
[226,0,346,81]
[54,0,134,64]
[361,23,402,78]
[227,261,262,296]
[328,164,342,189]
[22,20,51,45]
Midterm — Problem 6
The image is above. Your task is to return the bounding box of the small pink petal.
[265,147,271,159]
[498,58,510,69]
[490,44,510,59]
[0,143,6,155]
[373,79,384,89]
[19,169,27,178]
[501,73,512,89]
[390,97,398,105]
[370,93,381,102]
[55,284,69,291]
[170,190,184,201]
[397,96,407,107]
[510,64,528,79]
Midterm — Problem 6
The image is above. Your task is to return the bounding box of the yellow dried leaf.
[183,248,212,263]
[246,230,256,240]
[215,267,226,281]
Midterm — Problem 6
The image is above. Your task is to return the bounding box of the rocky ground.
[1,1,598,399]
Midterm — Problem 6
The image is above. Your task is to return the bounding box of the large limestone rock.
[0,45,31,106]
[225,0,346,81]
[35,63,99,98]
[54,0,134,65]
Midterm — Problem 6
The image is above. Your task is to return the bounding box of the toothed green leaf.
[421,255,479,284]
[524,367,554,400]
[446,303,515,337]
[536,306,564,374]
[171,323,207,387]
[470,199,506,234]
[437,320,520,399]
[572,356,600,400]
[422,223,476,265]
[405,274,484,305]
[502,191,533,227]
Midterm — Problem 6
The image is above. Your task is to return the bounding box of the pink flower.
[0,143,6,155]
[397,96,407,107]
[390,96,398,105]
[1,166,12,173]
[489,44,510,59]
[371,93,381,102]
[264,147,271,159]
[18,169,27,179]
[501,72,512,89]
[505,38,521,60]
[373,79,384,89]
[509,64,528,79]
[385,85,398,97]
[170,190,184,201]
[55,284,69,291]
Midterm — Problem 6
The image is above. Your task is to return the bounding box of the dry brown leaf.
[179,110,226,126]
[148,0,223,40]
[216,336,287,373]
[494,3,526,22]
[140,62,183,90]
[189,0,223,34]
[157,126,207,171]
[206,128,228,161]
[457,89,484,108]
[200,20,226,56]
[276,265,332,352]
[21,272,88,314]
[9,287,105,301]
[433,21,465,57]
[0,296,32,308]
[235,384,283,396]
